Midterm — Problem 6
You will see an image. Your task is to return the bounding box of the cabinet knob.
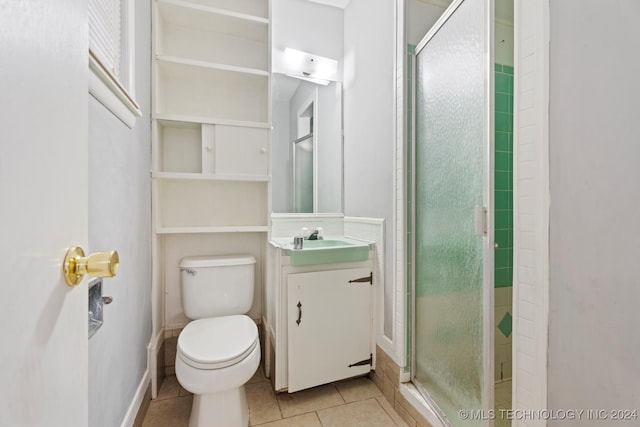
[260,147,267,154]
[63,247,119,286]
[206,146,212,152]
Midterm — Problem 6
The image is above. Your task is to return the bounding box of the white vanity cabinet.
[287,268,372,392]
[265,242,375,392]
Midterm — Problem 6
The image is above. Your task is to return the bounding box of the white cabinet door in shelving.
[287,268,372,393]
[214,125,269,176]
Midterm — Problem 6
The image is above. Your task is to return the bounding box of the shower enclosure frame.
[409,0,495,424]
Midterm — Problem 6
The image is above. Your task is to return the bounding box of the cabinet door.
[214,125,268,176]
[287,268,372,392]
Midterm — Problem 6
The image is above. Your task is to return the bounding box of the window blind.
[89,0,121,79]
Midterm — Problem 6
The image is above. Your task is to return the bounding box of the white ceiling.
[304,0,351,9]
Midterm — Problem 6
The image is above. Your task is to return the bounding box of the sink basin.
[283,238,370,266]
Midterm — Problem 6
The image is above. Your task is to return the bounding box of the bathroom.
[2,1,640,427]
[149,0,398,423]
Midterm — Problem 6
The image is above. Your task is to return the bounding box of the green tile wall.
[494,64,513,288]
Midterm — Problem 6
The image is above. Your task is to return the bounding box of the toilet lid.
[178,315,258,370]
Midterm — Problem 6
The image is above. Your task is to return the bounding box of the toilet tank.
[179,255,256,320]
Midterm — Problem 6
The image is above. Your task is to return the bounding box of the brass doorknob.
[63,247,119,286]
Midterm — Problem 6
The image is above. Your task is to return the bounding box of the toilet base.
[189,386,248,427]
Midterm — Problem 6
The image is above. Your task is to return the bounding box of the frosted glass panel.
[414,0,488,425]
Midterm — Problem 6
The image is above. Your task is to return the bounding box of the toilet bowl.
[176,315,260,427]
[174,255,260,427]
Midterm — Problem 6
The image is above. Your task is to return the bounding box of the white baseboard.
[120,369,150,427]
[147,328,164,399]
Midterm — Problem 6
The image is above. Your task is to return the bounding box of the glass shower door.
[413,0,493,425]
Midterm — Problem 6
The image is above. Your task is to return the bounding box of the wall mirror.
[271,73,343,213]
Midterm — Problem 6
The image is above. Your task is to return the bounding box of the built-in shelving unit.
[151,0,271,340]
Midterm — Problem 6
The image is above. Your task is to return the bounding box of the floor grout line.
[334,383,347,403]
[273,388,284,421]
[147,374,409,426]
[374,396,394,423]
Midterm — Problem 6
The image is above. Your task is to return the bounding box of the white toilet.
[175,255,260,427]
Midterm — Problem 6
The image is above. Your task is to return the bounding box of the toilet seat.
[178,315,258,370]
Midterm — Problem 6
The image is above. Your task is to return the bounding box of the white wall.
[272,0,344,81]
[406,0,443,45]
[87,1,152,425]
[547,1,640,423]
[495,22,514,67]
[344,0,396,338]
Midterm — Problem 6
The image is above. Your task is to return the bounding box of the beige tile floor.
[143,366,408,427]
[494,380,512,427]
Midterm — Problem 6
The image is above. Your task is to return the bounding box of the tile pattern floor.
[143,366,408,427]
[494,380,512,427]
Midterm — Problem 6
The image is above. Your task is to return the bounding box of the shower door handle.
[474,206,487,237]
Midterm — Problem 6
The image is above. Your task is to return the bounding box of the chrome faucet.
[307,228,323,240]
[293,227,323,249]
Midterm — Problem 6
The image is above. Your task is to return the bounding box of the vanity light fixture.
[283,48,338,85]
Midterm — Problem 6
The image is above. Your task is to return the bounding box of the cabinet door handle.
[296,301,302,326]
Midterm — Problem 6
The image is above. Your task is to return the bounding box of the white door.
[288,268,372,392]
[0,1,89,425]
